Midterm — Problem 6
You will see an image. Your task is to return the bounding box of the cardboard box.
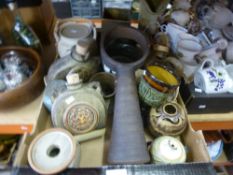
[13,95,210,169]
[180,82,233,114]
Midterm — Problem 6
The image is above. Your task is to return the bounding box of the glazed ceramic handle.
[108,67,149,164]
[200,59,214,70]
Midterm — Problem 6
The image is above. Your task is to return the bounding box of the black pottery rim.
[100,25,150,70]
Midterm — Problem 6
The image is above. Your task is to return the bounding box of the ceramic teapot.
[54,19,97,58]
[51,73,107,135]
[149,102,187,136]
[46,39,99,83]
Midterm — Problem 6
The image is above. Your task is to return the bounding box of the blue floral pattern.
[206,69,225,92]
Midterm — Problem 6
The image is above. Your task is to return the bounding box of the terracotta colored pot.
[0,46,43,109]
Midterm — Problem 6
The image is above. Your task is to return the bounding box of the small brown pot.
[0,46,43,109]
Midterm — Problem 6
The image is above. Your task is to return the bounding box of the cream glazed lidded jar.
[150,136,186,164]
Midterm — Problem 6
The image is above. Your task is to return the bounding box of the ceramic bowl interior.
[144,65,180,92]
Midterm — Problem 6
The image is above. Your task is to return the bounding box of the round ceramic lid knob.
[27,128,76,175]
[75,40,90,56]
[66,73,80,85]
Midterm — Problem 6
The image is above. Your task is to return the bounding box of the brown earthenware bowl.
[0,46,43,109]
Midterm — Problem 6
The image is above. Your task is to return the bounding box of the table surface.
[189,112,233,131]
[0,94,43,134]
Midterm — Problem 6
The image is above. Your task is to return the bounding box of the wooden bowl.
[0,46,43,109]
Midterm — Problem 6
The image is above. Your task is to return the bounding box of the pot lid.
[28,128,76,175]
[60,23,92,39]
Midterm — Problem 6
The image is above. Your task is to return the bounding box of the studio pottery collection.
[28,0,233,172]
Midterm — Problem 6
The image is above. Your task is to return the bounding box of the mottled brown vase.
[0,46,43,109]
[149,102,187,136]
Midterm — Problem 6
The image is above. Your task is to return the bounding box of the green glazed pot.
[139,76,169,108]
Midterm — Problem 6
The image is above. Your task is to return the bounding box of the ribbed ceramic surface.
[13,163,216,175]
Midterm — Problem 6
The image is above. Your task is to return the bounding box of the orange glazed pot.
[0,46,43,109]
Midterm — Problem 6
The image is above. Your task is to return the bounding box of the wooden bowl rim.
[0,46,41,96]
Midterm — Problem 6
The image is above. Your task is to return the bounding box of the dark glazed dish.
[101,26,150,164]
[0,46,43,109]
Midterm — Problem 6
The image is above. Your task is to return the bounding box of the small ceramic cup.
[194,59,233,94]
[90,72,116,99]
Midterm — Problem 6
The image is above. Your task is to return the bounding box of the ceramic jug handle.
[167,86,180,102]
[72,129,106,168]
[200,59,214,70]
[74,128,106,143]
[88,81,102,94]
